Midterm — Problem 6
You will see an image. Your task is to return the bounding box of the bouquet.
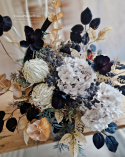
[0,1,125,157]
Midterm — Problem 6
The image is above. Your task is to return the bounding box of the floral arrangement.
[0,1,125,157]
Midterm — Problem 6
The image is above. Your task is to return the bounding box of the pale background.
[0,0,125,157]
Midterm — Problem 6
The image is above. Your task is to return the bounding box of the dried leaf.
[96,27,112,42]
[48,13,56,22]
[69,139,79,157]
[57,12,63,20]
[51,0,61,9]
[0,74,6,81]
[71,49,80,58]
[24,129,29,145]
[2,80,11,88]
[53,21,62,30]
[18,117,28,130]
[89,28,96,40]
[60,133,72,144]
[55,110,63,124]
[74,131,87,143]
[12,82,22,99]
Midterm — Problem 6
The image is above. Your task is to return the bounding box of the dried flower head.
[81,82,124,131]
[57,57,96,99]
[32,83,55,110]
[22,58,49,84]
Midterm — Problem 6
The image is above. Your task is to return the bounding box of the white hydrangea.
[23,58,49,84]
[32,83,55,111]
[56,57,96,99]
[81,82,124,132]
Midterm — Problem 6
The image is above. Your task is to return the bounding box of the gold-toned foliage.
[96,27,112,42]
[0,74,11,95]
[12,82,22,99]
[51,0,61,9]
[89,28,96,40]
[55,110,63,124]
[71,48,87,60]
[74,131,86,143]
[60,133,72,144]
[69,139,79,157]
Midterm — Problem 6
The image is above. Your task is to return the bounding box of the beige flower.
[32,83,55,110]
[27,118,52,141]
[22,58,49,84]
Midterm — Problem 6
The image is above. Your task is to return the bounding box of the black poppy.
[92,55,113,75]
[20,26,44,51]
[52,90,68,109]
[0,15,12,36]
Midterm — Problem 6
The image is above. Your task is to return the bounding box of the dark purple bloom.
[20,26,44,51]
[0,15,12,36]
[92,55,113,75]
[52,90,68,109]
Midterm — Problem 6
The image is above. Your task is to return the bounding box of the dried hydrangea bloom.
[57,57,96,99]
[22,58,49,84]
[81,82,124,131]
[32,83,55,110]
[27,117,52,141]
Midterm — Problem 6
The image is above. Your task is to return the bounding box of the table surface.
[0,67,125,154]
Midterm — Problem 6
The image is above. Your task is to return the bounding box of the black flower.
[92,55,113,75]
[20,26,44,51]
[0,15,12,36]
[52,90,69,109]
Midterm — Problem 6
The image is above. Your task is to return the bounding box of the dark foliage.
[71,24,84,34]
[6,118,17,132]
[20,102,31,115]
[81,8,92,25]
[0,119,4,133]
[89,18,101,30]
[82,32,90,45]
[0,15,12,36]
[70,32,82,43]
[105,122,117,134]
[106,136,119,152]
[0,111,5,119]
[93,133,105,149]
[26,106,39,122]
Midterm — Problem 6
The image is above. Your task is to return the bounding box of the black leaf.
[23,47,35,63]
[41,18,52,32]
[105,122,117,134]
[0,111,6,119]
[119,85,125,96]
[71,24,84,34]
[6,118,17,132]
[117,75,125,84]
[81,8,92,25]
[106,136,119,152]
[27,106,39,122]
[70,32,82,43]
[93,133,105,149]
[3,16,12,32]
[89,18,101,30]
[20,103,31,115]
[0,120,4,133]
[116,64,125,70]
[82,32,90,45]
